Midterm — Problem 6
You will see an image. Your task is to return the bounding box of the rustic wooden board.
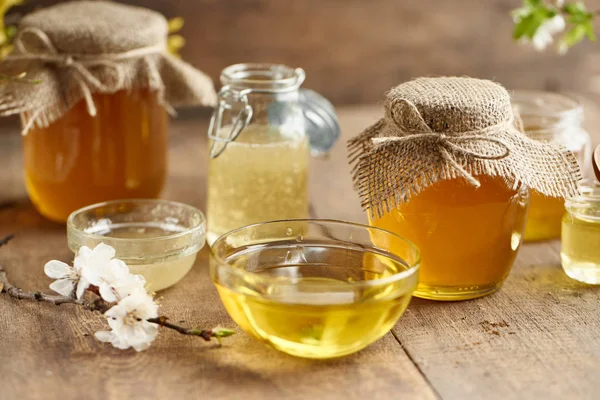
[1,104,599,399]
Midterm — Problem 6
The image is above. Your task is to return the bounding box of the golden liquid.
[369,176,528,300]
[81,224,196,292]
[23,90,168,222]
[212,247,414,359]
[523,142,586,242]
[207,125,309,244]
[561,213,600,284]
[523,191,565,241]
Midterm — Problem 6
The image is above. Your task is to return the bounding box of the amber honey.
[23,90,168,222]
[369,176,529,300]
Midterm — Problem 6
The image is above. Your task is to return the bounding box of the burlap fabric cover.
[0,1,216,133]
[348,77,581,217]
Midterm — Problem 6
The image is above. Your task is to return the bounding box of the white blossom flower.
[44,260,89,299]
[95,289,159,352]
[529,15,566,51]
[76,243,145,302]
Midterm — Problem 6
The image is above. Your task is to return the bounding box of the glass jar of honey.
[368,176,529,300]
[24,90,168,222]
[0,1,216,222]
[562,181,600,284]
[512,91,592,242]
[349,77,580,301]
[206,63,339,244]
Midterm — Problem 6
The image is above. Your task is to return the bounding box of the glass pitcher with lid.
[206,63,339,244]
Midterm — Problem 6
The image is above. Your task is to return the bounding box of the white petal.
[76,246,93,261]
[105,302,127,320]
[99,283,118,303]
[109,258,130,275]
[49,279,75,297]
[75,276,90,300]
[93,243,116,260]
[94,330,115,343]
[44,260,72,279]
[132,341,151,352]
[113,275,147,300]
[107,316,125,332]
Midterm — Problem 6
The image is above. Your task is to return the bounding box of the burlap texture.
[348,77,581,217]
[0,1,216,133]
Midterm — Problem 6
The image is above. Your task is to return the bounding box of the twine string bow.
[372,98,512,187]
[6,27,164,118]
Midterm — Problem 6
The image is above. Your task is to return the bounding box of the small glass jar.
[206,63,338,244]
[512,91,592,242]
[369,176,529,301]
[67,199,206,292]
[24,91,168,223]
[561,181,600,284]
[210,219,419,359]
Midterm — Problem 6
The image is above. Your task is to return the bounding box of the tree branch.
[148,316,215,341]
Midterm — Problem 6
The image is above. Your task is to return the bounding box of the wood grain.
[1,101,600,399]
[9,0,600,105]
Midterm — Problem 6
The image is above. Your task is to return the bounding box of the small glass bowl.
[67,199,206,292]
[210,219,420,359]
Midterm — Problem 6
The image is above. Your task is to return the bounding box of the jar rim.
[220,63,305,92]
[565,180,600,208]
[511,90,583,135]
[66,199,206,261]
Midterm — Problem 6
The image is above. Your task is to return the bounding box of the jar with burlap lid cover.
[349,77,581,300]
[0,1,216,222]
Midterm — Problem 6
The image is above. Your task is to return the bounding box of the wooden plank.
[0,115,436,400]
[393,242,600,399]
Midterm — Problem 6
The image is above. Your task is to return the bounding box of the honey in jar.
[349,77,580,300]
[561,182,600,285]
[0,1,216,222]
[512,91,592,242]
[24,91,168,222]
[369,176,529,300]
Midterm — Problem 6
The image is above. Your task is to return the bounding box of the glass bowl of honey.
[67,199,206,292]
[209,219,420,359]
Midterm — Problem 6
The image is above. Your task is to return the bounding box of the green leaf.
[582,20,596,41]
[524,0,542,8]
[563,1,587,15]
[563,23,588,47]
[212,328,235,338]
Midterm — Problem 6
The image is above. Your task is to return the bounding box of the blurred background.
[9,0,600,105]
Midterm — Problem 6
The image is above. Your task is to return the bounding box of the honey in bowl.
[210,220,419,359]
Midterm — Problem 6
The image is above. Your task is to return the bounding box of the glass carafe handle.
[207,85,253,158]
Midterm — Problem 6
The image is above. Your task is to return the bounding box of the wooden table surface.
[1,104,600,400]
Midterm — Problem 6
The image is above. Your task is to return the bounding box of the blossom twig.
[0,262,110,313]
[0,236,234,347]
[0,234,14,248]
[148,316,234,342]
